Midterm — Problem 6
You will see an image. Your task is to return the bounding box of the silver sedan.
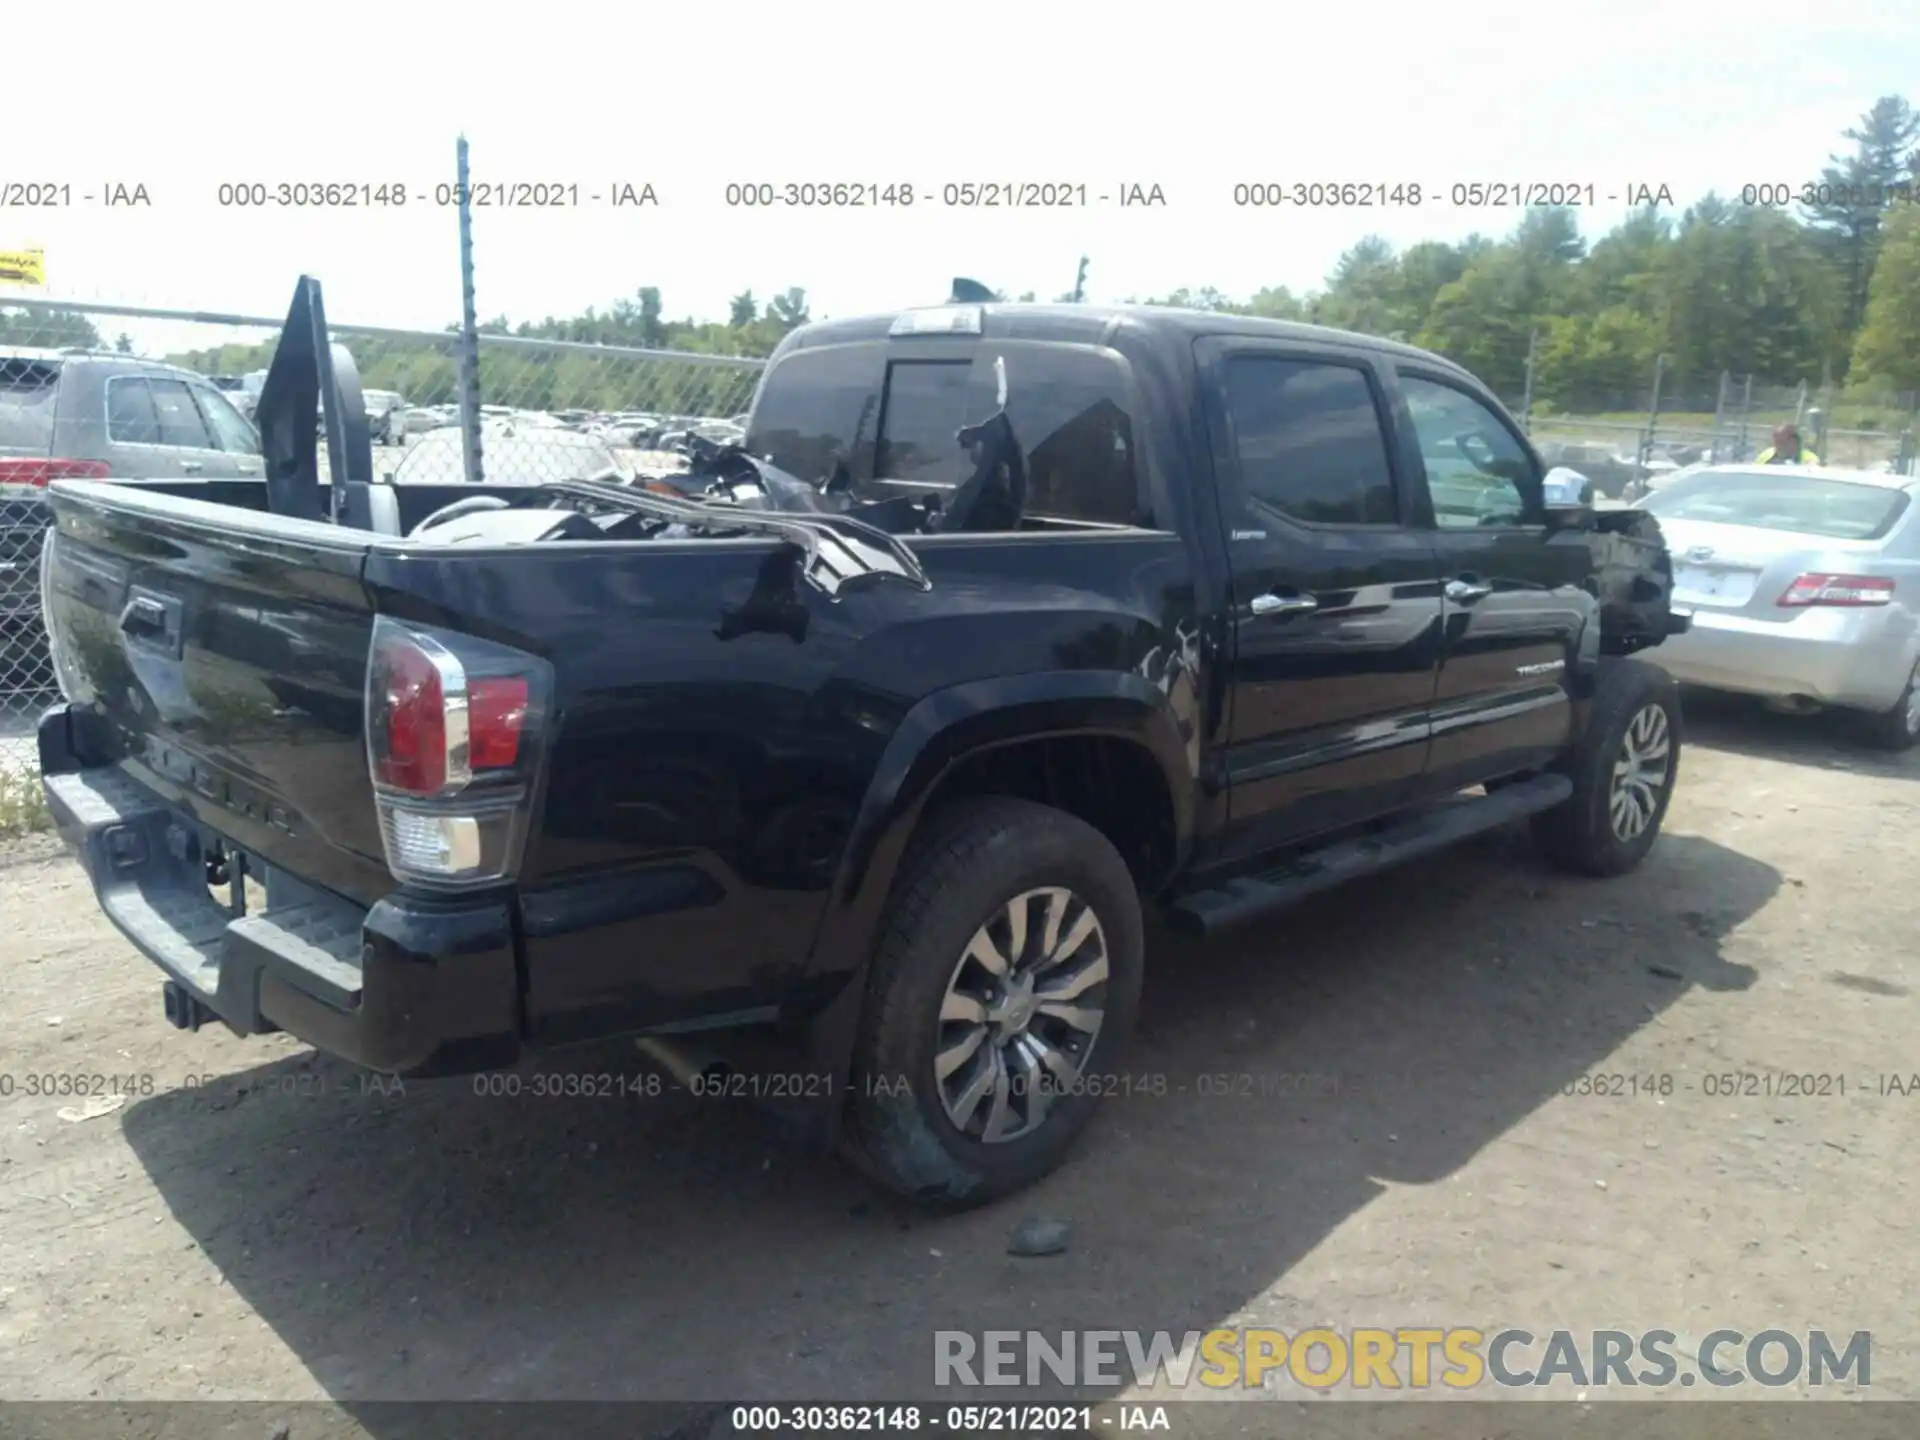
[1634,464,1920,749]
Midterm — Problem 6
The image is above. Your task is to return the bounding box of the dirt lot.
[1,691,1915,1434]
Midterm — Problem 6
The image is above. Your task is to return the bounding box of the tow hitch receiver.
[162,980,214,1031]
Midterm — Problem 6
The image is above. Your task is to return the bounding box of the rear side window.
[107,377,162,444]
[1004,351,1139,526]
[1220,356,1397,526]
[1643,472,1910,540]
[149,379,215,448]
[0,358,61,452]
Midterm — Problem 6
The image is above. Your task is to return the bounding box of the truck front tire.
[842,797,1144,1208]
[1532,659,1682,877]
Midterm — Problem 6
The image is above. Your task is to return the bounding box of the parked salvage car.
[36,278,1690,1206]
[1637,464,1920,748]
[386,423,635,485]
[1,348,262,697]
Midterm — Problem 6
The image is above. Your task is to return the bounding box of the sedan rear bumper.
[1654,605,1917,712]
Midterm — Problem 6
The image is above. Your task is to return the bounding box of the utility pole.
[455,134,484,486]
[1519,327,1539,434]
[1641,353,1668,465]
[1071,256,1088,304]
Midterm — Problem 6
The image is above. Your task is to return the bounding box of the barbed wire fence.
[0,296,768,785]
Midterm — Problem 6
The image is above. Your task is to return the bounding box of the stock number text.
[1742,181,1915,209]
[724,182,915,207]
[1234,181,1424,207]
[218,182,409,208]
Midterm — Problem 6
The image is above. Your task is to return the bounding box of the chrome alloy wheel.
[1904,662,1920,736]
[1610,703,1672,842]
[934,887,1109,1144]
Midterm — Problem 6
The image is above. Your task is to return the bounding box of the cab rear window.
[745,341,1141,526]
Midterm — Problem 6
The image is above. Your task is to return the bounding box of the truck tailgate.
[39,480,393,905]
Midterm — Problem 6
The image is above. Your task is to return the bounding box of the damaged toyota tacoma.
[35,277,1690,1205]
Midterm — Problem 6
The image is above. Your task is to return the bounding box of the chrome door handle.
[1250,592,1319,618]
[180,460,204,474]
[1445,579,1493,603]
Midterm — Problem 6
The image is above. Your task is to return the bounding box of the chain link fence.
[1513,350,1920,496]
[0,297,768,784]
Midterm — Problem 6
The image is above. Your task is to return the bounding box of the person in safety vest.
[1756,422,1818,465]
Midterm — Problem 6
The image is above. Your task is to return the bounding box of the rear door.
[1200,339,1446,858]
[1390,367,1590,790]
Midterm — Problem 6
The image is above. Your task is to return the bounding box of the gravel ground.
[0,691,1915,1436]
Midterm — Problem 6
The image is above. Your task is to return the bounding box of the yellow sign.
[0,249,46,286]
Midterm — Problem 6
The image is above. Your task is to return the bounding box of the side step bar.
[1166,774,1573,937]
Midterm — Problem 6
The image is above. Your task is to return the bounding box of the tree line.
[1132,95,1920,413]
[4,97,1917,420]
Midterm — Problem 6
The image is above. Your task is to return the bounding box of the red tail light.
[372,635,451,794]
[1778,573,1894,608]
[0,457,111,487]
[364,617,550,889]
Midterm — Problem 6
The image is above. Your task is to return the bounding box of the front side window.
[1398,374,1540,529]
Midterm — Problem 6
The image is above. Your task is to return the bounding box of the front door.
[1392,368,1590,790]
[1201,341,1446,860]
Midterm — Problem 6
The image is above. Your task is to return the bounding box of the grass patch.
[0,765,51,837]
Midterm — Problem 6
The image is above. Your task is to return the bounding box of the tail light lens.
[0,458,111,487]
[365,616,551,889]
[1778,573,1895,608]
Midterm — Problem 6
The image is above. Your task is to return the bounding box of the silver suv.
[2,348,263,667]
[0,348,265,483]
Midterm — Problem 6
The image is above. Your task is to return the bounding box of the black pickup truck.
[36,278,1688,1206]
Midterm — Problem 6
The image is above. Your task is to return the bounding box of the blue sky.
[8,0,1918,352]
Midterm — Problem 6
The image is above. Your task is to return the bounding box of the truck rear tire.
[1532,659,1682,877]
[842,796,1144,1208]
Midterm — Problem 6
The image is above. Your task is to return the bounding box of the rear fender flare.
[796,671,1194,1091]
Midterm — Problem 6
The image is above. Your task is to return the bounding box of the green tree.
[0,307,102,348]
[1535,306,1664,409]
[768,288,810,330]
[1850,204,1920,390]
[728,290,757,328]
[1800,95,1920,344]
[1310,236,1401,334]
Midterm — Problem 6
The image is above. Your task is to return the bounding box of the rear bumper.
[40,725,522,1077]
[1654,605,1916,712]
